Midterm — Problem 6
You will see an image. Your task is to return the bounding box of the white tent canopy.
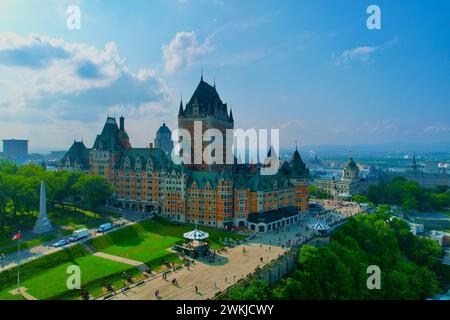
[308,221,330,231]
[183,228,209,240]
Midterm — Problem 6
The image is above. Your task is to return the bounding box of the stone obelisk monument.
[32,180,53,234]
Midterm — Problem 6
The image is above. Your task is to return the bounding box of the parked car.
[97,223,112,233]
[69,228,89,242]
[53,239,69,247]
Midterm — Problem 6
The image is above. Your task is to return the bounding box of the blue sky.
[0,0,449,152]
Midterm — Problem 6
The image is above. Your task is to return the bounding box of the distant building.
[428,230,445,247]
[313,158,368,197]
[154,122,173,155]
[409,222,425,235]
[2,139,29,158]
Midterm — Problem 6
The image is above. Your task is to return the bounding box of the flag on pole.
[12,233,20,240]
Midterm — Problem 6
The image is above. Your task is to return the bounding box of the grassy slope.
[89,218,246,264]
[0,218,246,300]
[0,245,140,300]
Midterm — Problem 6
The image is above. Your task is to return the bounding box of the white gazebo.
[308,221,330,232]
[183,228,209,241]
[177,227,210,258]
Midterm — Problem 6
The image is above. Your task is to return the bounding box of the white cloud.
[334,37,399,66]
[280,119,304,130]
[162,31,213,74]
[0,32,174,151]
[363,120,397,133]
[424,125,450,133]
[335,46,378,65]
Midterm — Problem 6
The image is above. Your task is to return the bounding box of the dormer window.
[136,158,142,172]
[146,158,154,173]
[124,157,130,170]
[193,100,199,115]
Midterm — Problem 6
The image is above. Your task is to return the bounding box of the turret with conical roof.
[287,148,309,178]
[155,122,173,155]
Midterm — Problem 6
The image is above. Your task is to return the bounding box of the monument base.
[32,213,54,234]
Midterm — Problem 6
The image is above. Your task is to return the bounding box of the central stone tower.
[178,76,234,170]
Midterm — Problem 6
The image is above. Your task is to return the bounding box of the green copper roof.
[345,158,358,169]
[248,171,291,192]
[187,170,220,189]
[62,141,90,169]
[286,149,309,178]
[116,147,182,172]
[93,117,122,152]
[179,78,233,121]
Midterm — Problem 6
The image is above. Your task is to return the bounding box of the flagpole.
[17,230,20,291]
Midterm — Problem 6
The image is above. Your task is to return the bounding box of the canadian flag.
[12,233,20,240]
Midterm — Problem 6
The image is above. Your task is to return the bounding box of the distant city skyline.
[0,0,449,152]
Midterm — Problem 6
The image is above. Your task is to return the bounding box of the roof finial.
[201,65,203,81]
[214,74,216,88]
[295,140,298,151]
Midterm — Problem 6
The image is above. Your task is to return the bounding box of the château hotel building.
[61,77,310,230]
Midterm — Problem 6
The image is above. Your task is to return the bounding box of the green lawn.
[89,218,246,266]
[0,218,246,300]
[0,245,141,300]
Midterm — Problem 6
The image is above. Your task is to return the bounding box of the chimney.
[149,143,153,149]
[119,116,125,131]
[249,160,254,174]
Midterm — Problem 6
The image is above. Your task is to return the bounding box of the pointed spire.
[412,152,418,171]
[229,107,234,121]
[178,98,184,115]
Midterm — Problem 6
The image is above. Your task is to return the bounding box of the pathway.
[109,242,286,300]
[93,252,150,272]
[9,287,38,300]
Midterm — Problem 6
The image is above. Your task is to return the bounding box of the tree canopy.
[367,177,450,211]
[0,160,113,235]
[228,212,446,300]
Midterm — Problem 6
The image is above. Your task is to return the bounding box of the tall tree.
[74,175,113,215]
